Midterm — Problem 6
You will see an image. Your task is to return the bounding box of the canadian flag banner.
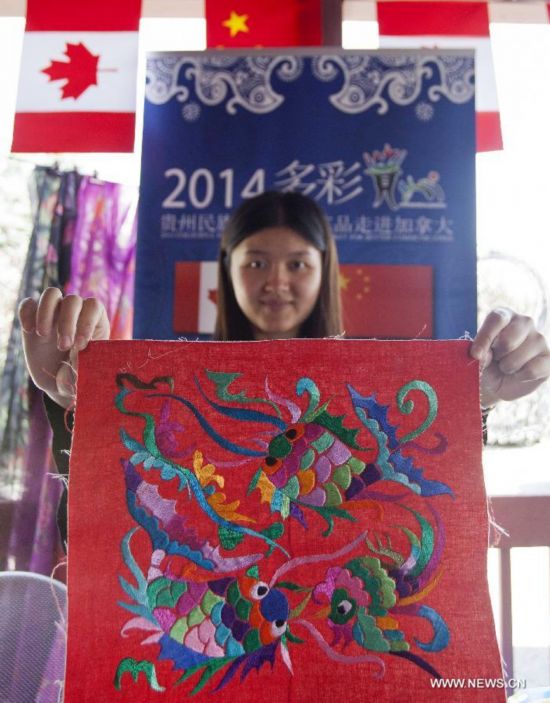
[376,1,502,153]
[340,264,433,339]
[12,0,142,153]
[205,0,322,47]
[173,262,219,335]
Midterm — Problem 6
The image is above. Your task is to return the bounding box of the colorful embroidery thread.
[114,370,452,694]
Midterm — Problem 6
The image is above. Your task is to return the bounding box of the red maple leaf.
[42,42,99,100]
[208,289,218,305]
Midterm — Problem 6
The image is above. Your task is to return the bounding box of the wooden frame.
[489,495,550,680]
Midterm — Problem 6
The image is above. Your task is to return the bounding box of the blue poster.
[135,49,476,340]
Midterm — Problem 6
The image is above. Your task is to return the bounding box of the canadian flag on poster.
[173,262,219,335]
[377,1,502,153]
[12,0,141,153]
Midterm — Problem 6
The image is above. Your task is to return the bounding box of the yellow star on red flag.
[338,272,350,291]
[222,10,250,38]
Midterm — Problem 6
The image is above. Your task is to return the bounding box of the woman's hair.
[213,190,343,340]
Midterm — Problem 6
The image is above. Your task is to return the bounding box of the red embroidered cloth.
[65,340,504,702]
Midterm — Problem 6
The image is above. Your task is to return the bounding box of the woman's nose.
[264,263,290,291]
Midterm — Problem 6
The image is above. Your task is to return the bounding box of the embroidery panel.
[65,339,504,702]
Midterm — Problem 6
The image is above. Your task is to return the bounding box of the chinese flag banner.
[205,0,322,47]
[377,2,502,153]
[12,0,142,153]
[65,339,505,701]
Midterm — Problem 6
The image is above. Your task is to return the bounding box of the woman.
[19,190,550,411]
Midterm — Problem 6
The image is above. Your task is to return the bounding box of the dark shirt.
[43,394,72,545]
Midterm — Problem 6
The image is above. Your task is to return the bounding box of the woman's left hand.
[470,308,550,408]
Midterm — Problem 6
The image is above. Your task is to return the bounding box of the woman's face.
[229,227,323,340]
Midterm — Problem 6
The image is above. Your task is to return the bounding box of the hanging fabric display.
[0,165,137,573]
[64,338,504,702]
[0,167,64,571]
[376,1,502,152]
[65,176,137,339]
[205,0,323,47]
[0,167,63,486]
[12,0,142,152]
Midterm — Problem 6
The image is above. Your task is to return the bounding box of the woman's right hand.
[18,288,110,408]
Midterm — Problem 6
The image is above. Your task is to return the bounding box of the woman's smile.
[261,298,293,309]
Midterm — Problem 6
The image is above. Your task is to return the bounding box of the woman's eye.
[289,260,307,271]
[247,260,265,269]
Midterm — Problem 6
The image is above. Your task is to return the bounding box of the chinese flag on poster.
[205,0,322,47]
[340,264,433,338]
[377,2,502,153]
[12,0,141,152]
